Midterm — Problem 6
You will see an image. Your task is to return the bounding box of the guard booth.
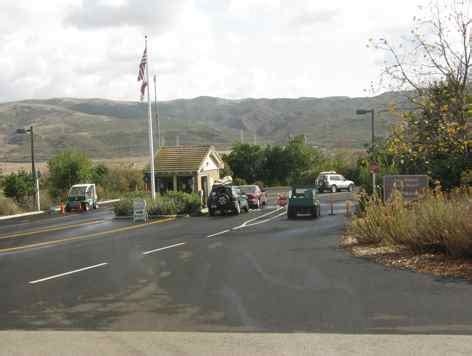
[144,145,224,205]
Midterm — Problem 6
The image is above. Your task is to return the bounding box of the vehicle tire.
[93,203,97,209]
[234,201,241,215]
[82,203,90,212]
[348,185,353,192]
[209,208,215,217]
[331,185,337,193]
[65,206,71,213]
[244,205,249,213]
[287,207,296,219]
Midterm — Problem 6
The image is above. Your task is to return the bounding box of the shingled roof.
[155,145,217,173]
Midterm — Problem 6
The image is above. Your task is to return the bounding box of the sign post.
[369,162,380,195]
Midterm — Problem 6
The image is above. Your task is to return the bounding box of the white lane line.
[239,207,284,228]
[207,229,230,238]
[142,242,186,255]
[234,211,287,229]
[29,262,108,285]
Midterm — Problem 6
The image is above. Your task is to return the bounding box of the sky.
[0,0,429,102]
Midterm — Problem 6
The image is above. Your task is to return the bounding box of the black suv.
[208,185,249,216]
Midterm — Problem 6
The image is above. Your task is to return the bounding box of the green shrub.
[3,171,34,204]
[165,191,201,215]
[233,177,247,185]
[0,197,22,216]
[253,180,265,188]
[112,191,201,217]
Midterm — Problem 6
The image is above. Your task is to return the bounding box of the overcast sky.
[0,0,429,102]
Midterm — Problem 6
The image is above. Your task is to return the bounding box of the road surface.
[1,191,472,334]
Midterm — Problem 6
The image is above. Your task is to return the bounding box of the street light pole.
[356,109,376,195]
[17,126,40,211]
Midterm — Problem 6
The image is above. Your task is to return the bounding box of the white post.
[35,177,40,211]
[372,172,376,195]
[145,36,156,200]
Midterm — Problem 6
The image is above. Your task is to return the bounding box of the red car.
[240,185,267,209]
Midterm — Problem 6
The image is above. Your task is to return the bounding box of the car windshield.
[240,186,257,194]
[68,186,86,196]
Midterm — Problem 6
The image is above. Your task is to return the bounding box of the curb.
[0,199,121,221]
[0,211,46,221]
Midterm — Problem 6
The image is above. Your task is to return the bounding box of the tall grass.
[349,188,472,257]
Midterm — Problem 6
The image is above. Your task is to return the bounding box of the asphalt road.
[1,191,472,334]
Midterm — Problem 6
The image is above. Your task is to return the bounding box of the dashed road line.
[142,242,186,255]
[207,229,231,238]
[29,262,108,284]
[235,211,287,229]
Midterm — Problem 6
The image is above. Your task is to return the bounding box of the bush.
[0,197,22,216]
[48,150,93,199]
[113,191,201,217]
[233,177,247,186]
[253,180,265,189]
[349,188,472,257]
[101,167,144,196]
[3,171,34,204]
[461,170,472,186]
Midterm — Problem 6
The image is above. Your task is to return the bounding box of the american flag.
[138,48,147,101]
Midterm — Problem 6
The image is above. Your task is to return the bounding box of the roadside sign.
[133,198,148,223]
[383,175,429,201]
[369,162,380,174]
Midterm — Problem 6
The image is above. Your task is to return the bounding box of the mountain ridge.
[0,91,410,161]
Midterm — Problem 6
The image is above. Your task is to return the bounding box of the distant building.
[144,145,224,201]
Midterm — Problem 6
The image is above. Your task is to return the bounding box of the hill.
[0,92,410,161]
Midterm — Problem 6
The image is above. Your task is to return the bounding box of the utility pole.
[176,135,180,146]
[240,129,244,144]
[253,132,257,145]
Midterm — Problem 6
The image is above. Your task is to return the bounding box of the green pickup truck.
[287,186,321,219]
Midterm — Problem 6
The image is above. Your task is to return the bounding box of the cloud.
[65,0,188,33]
[0,0,432,102]
[289,8,341,27]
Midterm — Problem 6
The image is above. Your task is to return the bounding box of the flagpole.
[153,73,161,148]
[145,35,156,200]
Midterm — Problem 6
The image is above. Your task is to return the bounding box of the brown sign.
[383,175,429,201]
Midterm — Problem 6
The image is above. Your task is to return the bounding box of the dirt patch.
[340,235,472,281]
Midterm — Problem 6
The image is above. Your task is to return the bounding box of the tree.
[48,150,93,198]
[3,171,34,204]
[91,163,109,187]
[226,144,264,183]
[370,0,472,189]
